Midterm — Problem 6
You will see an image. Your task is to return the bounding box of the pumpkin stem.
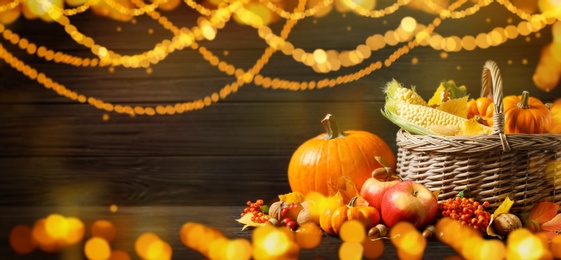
[321,114,346,140]
[347,196,358,208]
[517,91,531,109]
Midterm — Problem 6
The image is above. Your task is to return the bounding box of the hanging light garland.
[0,0,560,117]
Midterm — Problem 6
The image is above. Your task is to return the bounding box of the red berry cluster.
[437,197,491,233]
[280,204,299,230]
[240,199,270,223]
[280,218,297,230]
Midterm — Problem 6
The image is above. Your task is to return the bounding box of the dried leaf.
[236,213,266,231]
[437,96,468,118]
[374,156,391,168]
[278,191,305,204]
[528,201,559,224]
[486,197,514,239]
[432,189,440,198]
[428,83,446,107]
[428,80,467,107]
[542,214,561,232]
[328,176,369,206]
[440,89,451,104]
[493,197,514,218]
[458,118,491,136]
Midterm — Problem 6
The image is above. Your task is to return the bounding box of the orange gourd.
[467,97,494,126]
[548,98,561,134]
[503,91,551,134]
[319,197,380,236]
[288,114,396,196]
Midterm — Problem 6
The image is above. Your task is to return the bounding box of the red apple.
[360,177,399,213]
[380,181,438,229]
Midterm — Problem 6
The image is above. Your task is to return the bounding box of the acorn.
[368,224,389,239]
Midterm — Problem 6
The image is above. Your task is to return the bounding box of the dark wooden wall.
[1,1,561,209]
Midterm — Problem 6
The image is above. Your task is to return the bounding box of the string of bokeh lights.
[0,0,560,117]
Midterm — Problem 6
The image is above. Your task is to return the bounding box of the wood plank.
[0,101,401,157]
[0,156,293,206]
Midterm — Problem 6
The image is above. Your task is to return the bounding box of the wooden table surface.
[0,206,459,259]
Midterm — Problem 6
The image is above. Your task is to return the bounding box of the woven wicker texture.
[396,60,561,214]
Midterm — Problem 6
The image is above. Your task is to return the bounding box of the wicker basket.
[396,60,561,214]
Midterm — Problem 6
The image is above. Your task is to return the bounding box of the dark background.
[0,0,560,258]
[2,0,560,207]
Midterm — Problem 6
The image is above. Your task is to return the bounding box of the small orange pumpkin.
[319,197,380,236]
[467,97,494,126]
[548,98,561,134]
[288,114,396,196]
[503,91,551,134]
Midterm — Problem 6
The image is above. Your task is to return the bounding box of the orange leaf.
[528,201,559,224]
[542,214,561,232]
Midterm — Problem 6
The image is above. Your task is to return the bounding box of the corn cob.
[384,79,428,106]
[395,101,466,130]
[382,98,492,136]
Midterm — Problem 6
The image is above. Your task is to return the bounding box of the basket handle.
[481,60,511,151]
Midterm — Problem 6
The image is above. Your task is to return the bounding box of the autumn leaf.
[428,80,468,107]
[328,175,369,206]
[428,83,446,107]
[437,96,468,118]
[374,156,392,170]
[432,189,440,199]
[542,214,561,232]
[458,118,492,136]
[278,191,305,204]
[236,212,266,231]
[528,201,559,224]
[525,201,561,233]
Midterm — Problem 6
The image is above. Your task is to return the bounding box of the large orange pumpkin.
[288,114,396,196]
[503,91,551,134]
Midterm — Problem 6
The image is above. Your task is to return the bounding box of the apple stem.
[413,190,418,197]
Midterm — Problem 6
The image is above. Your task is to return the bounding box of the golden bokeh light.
[91,220,117,242]
[85,237,111,260]
[9,225,36,255]
[400,16,417,32]
[110,250,132,260]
